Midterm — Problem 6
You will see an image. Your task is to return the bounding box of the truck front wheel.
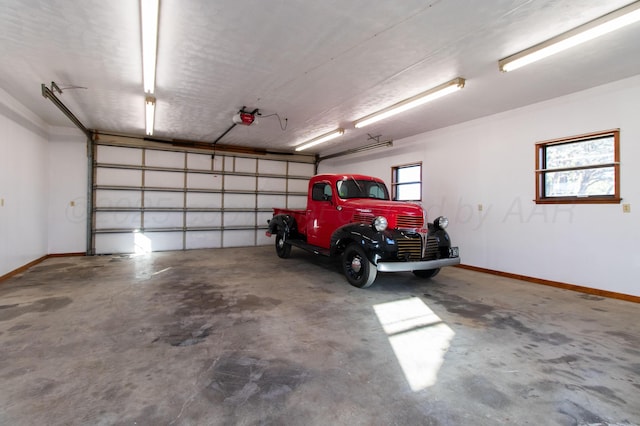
[342,244,377,288]
[275,233,292,258]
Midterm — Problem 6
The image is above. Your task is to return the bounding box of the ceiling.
[1,0,640,156]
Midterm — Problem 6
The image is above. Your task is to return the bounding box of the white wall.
[0,90,87,277]
[0,89,50,275]
[48,126,87,254]
[320,74,640,297]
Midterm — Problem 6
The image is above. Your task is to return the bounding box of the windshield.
[336,179,390,200]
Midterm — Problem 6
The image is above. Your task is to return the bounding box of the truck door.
[306,181,339,248]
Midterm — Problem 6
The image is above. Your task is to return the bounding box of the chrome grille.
[352,213,374,224]
[424,235,439,260]
[396,236,422,260]
[396,215,423,229]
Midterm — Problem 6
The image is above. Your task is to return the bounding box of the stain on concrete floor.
[0,297,72,321]
[205,355,310,407]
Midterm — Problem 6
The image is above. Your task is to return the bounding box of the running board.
[288,240,331,257]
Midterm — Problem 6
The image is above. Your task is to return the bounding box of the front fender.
[428,224,454,259]
[268,214,297,237]
[330,223,384,264]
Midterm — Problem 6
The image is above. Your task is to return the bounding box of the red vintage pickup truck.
[266,173,460,288]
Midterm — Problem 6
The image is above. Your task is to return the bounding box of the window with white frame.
[391,163,422,201]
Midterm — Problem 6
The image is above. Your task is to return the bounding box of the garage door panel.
[145,192,183,208]
[187,153,211,170]
[94,233,135,254]
[224,212,255,227]
[256,211,273,227]
[96,168,142,186]
[95,211,141,229]
[234,157,256,173]
[257,177,286,192]
[144,212,183,228]
[144,232,183,251]
[287,179,308,193]
[256,231,272,246]
[258,159,286,175]
[186,231,221,249]
[186,192,221,208]
[224,193,255,208]
[187,173,222,190]
[145,170,183,188]
[224,230,255,247]
[288,162,314,176]
[145,150,184,168]
[187,153,225,171]
[97,146,142,165]
[287,195,307,209]
[225,175,255,191]
[257,194,285,209]
[186,212,221,227]
[95,190,142,208]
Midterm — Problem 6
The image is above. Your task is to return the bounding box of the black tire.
[275,233,291,258]
[413,268,440,279]
[342,244,377,288]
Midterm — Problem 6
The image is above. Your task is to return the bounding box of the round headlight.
[435,216,449,230]
[373,216,388,232]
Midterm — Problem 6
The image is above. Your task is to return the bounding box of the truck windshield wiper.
[350,177,364,198]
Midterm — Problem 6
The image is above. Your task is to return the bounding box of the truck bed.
[272,208,308,233]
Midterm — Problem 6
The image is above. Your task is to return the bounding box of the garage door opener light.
[353,78,465,129]
[499,1,640,72]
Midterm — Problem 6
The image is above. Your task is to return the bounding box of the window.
[392,163,422,201]
[535,129,620,204]
[336,179,389,200]
[311,182,332,201]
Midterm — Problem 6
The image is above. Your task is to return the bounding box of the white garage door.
[92,138,314,254]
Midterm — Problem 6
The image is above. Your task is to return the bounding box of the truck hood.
[342,199,426,228]
[343,198,421,212]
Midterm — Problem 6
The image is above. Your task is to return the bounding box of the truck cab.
[305,177,391,247]
[267,174,460,288]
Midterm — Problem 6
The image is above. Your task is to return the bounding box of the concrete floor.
[0,246,638,426]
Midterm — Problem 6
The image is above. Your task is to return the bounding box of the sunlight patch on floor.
[374,297,454,391]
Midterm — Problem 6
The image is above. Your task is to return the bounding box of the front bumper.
[376,256,460,272]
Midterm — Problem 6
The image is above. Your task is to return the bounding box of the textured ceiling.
[1,0,639,155]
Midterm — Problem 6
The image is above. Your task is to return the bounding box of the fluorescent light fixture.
[145,96,156,136]
[295,128,345,151]
[499,1,640,72]
[353,78,465,128]
[141,0,159,94]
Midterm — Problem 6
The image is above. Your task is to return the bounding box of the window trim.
[391,162,422,201]
[535,129,621,204]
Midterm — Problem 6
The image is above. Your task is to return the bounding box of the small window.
[535,129,620,204]
[392,163,422,201]
[312,182,332,201]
